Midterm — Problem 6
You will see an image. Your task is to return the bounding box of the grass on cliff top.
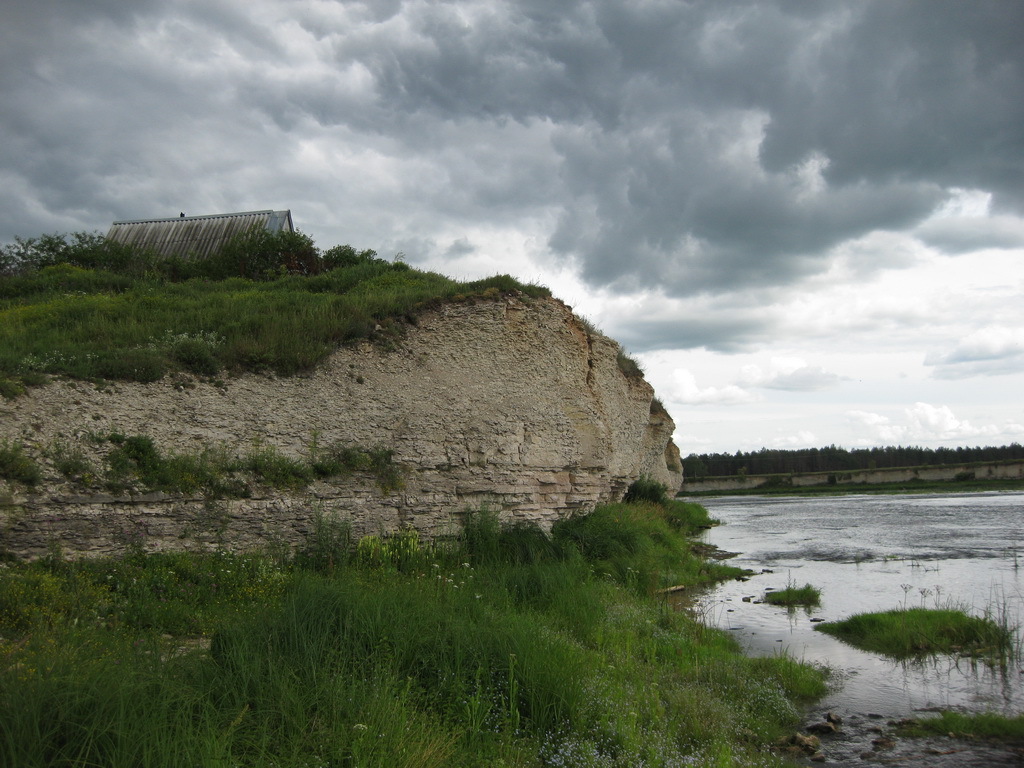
[0,502,824,768]
[0,229,550,386]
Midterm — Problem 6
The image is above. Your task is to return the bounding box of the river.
[691,491,1024,766]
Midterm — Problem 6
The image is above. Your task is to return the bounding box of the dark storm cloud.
[539,0,1024,293]
[0,2,254,230]
[282,0,1021,296]
[1,0,1021,305]
[757,3,1024,207]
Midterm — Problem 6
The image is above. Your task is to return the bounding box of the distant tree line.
[683,443,1024,479]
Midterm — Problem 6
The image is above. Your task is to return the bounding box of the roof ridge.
[111,209,285,225]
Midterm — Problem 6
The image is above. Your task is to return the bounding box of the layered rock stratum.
[0,294,681,559]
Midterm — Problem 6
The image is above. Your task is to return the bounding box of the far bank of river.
[692,491,1024,767]
[683,460,1024,495]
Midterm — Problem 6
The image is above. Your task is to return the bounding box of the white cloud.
[772,430,818,448]
[930,187,993,219]
[905,403,1000,441]
[847,410,891,428]
[667,369,758,406]
[847,403,1008,445]
[739,358,843,391]
[925,326,1024,379]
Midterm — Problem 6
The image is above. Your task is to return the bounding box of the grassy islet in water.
[814,606,1016,659]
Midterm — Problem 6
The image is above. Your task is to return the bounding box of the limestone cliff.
[0,294,682,559]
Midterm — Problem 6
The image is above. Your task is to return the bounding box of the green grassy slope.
[0,229,549,388]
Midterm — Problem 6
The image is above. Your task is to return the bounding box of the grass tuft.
[764,583,822,608]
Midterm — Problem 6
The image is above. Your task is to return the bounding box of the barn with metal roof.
[105,210,294,260]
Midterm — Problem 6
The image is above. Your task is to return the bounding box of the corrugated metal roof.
[105,209,294,260]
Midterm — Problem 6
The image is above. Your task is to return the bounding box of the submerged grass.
[896,711,1024,743]
[0,502,824,767]
[814,606,1017,659]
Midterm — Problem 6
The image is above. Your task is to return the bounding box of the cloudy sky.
[3,0,1023,455]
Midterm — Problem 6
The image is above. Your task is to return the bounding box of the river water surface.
[691,491,1024,765]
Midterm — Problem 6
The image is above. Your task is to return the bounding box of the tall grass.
[0,502,824,767]
[552,503,742,593]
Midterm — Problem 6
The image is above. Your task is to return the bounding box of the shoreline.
[681,477,1024,498]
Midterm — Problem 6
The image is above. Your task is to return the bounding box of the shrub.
[0,441,42,486]
[552,502,743,592]
[0,378,25,400]
[0,232,154,277]
[162,332,222,376]
[553,504,657,564]
[106,435,161,482]
[623,476,670,506]
[497,522,561,565]
[201,225,321,279]
[101,434,240,496]
[322,244,379,269]
[310,444,403,494]
[46,440,93,483]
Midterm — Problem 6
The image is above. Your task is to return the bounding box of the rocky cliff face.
[0,294,681,559]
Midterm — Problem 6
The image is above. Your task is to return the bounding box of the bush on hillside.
[198,226,322,280]
[623,476,670,506]
[0,232,154,278]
